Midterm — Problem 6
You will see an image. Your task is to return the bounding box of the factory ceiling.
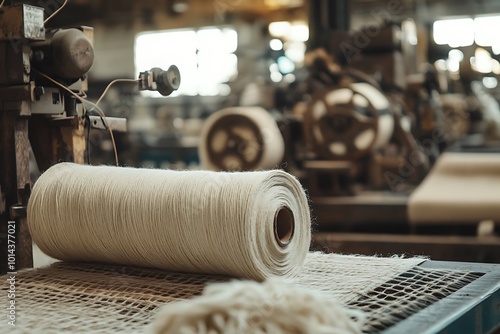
[10,0,500,28]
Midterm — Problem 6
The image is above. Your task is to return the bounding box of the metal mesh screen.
[0,253,482,333]
[349,267,483,333]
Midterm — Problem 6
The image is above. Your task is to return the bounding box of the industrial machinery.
[298,54,430,197]
[198,0,485,236]
[0,1,180,275]
[301,0,498,262]
[200,20,433,219]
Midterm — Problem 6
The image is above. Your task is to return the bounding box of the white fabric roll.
[27,163,311,280]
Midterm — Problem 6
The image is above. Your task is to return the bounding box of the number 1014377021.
[7,221,16,273]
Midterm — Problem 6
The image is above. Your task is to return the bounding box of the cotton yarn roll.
[27,163,310,280]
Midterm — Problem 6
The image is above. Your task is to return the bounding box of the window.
[433,18,475,48]
[433,16,500,75]
[135,27,237,97]
[433,15,500,50]
[474,16,500,48]
[268,20,308,82]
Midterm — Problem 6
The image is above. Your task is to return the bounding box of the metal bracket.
[88,116,127,133]
[9,183,31,219]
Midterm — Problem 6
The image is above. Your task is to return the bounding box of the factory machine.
[297,0,499,255]
[291,1,442,229]
[0,0,180,275]
[200,1,442,225]
[198,0,499,263]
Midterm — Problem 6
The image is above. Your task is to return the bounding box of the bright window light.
[493,43,500,55]
[493,59,500,75]
[270,71,283,82]
[434,59,447,71]
[197,28,237,53]
[474,16,500,47]
[446,49,464,73]
[265,0,303,7]
[433,18,474,47]
[277,56,295,74]
[483,77,498,89]
[269,63,279,72]
[283,73,296,83]
[269,21,291,38]
[285,41,306,63]
[269,38,284,51]
[473,47,493,74]
[402,19,418,46]
[268,21,308,68]
[434,15,500,49]
[135,27,237,97]
[289,21,309,42]
[269,21,308,42]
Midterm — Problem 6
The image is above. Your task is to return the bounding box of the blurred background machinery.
[2,0,500,264]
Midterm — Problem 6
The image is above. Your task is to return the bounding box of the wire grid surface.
[348,266,484,333]
[1,252,482,334]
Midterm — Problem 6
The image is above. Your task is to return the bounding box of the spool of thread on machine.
[27,163,311,280]
[199,107,285,171]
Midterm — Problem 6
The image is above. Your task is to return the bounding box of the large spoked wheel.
[199,107,285,171]
[205,114,265,171]
[304,83,393,160]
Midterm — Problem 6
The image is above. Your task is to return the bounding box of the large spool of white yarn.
[199,107,285,171]
[27,163,310,280]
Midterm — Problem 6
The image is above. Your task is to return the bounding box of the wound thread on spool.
[199,107,285,171]
[27,163,311,280]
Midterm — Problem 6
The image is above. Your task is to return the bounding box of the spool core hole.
[274,207,294,247]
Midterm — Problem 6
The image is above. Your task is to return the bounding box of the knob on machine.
[138,66,181,96]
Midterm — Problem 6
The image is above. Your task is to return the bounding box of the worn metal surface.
[30,87,64,115]
[89,116,127,132]
[31,28,95,81]
[312,193,409,228]
[29,116,86,172]
[0,85,32,102]
[13,115,32,271]
[0,111,33,275]
[0,42,31,87]
[0,4,45,40]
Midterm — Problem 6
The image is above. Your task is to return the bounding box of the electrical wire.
[86,79,139,163]
[85,113,91,164]
[34,69,119,166]
[44,0,68,24]
[94,79,139,109]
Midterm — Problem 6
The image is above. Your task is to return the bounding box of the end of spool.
[274,207,295,247]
